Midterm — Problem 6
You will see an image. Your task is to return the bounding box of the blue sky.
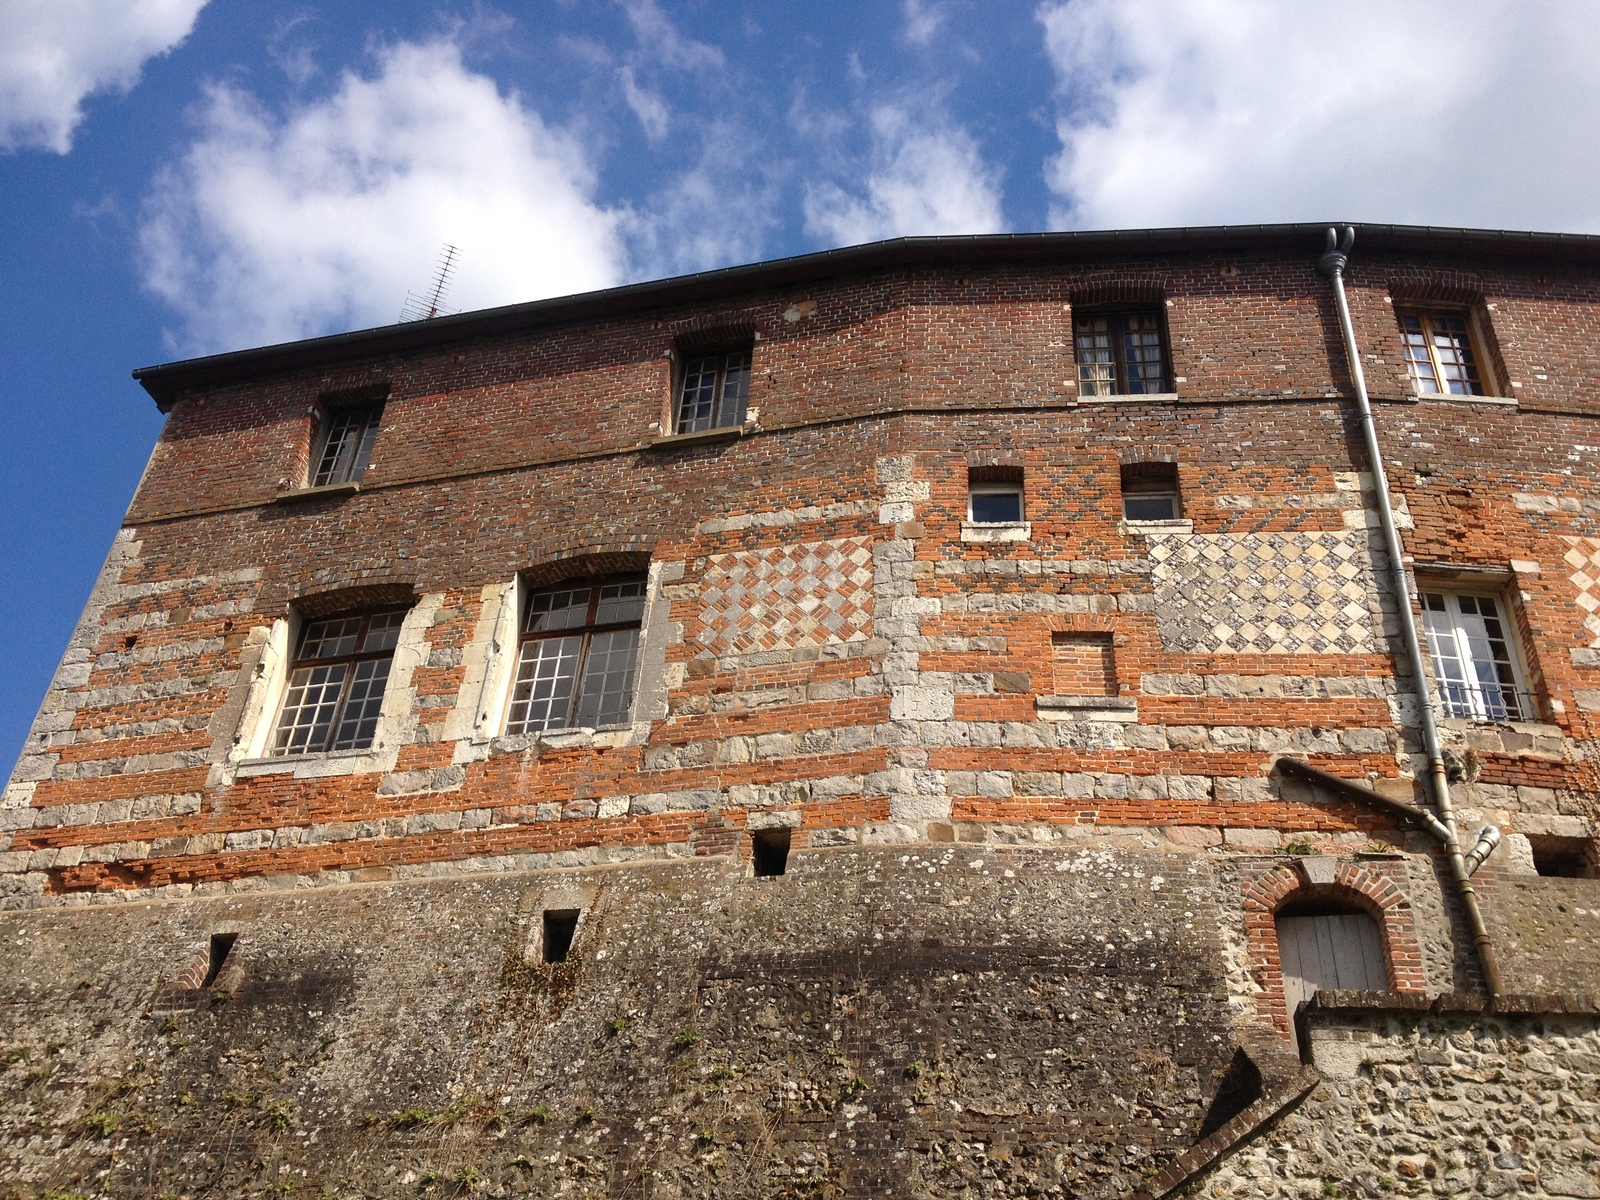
[4,0,1600,772]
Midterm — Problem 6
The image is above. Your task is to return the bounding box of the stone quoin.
[3,224,1600,1198]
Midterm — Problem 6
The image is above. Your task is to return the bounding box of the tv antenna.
[400,244,460,321]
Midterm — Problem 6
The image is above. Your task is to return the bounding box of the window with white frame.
[271,609,406,755]
[1121,461,1180,521]
[505,577,646,734]
[968,482,1023,523]
[1420,591,1532,721]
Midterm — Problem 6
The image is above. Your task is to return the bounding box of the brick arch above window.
[1241,859,1427,1036]
[1068,274,1167,308]
[1386,270,1486,307]
[520,548,655,591]
[270,581,418,620]
[668,320,759,355]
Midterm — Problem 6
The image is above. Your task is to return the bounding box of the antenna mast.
[400,244,460,321]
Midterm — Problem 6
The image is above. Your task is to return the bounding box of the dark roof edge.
[132,221,1600,410]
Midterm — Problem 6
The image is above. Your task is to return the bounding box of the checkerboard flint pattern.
[696,538,874,654]
[1149,531,1378,654]
[1562,536,1600,647]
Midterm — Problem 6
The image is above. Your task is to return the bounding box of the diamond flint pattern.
[1562,536,1600,646]
[697,538,874,654]
[1150,531,1377,654]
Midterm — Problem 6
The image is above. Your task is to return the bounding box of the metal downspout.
[1316,227,1504,998]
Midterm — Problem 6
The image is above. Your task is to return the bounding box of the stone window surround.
[448,559,677,763]
[224,596,439,783]
[1241,858,1427,1039]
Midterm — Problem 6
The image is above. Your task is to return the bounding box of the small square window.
[1121,462,1180,521]
[1397,310,1490,397]
[271,608,408,755]
[312,402,384,486]
[969,484,1023,523]
[675,347,751,434]
[1075,309,1170,396]
[1420,590,1533,721]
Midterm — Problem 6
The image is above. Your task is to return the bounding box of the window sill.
[482,722,645,757]
[960,520,1031,543]
[1412,390,1516,406]
[234,748,385,778]
[1036,695,1139,723]
[1120,518,1193,535]
[1077,391,1179,405]
[649,425,744,449]
[274,481,361,503]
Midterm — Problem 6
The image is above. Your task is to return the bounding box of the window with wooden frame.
[674,346,752,434]
[1396,310,1491,397]
[1120,461,1180,521]
[312,400,384,486]
[1074,309,1169,396]
[505,576,647,734]
[271,609,407,755]
[1420,590,1534,721]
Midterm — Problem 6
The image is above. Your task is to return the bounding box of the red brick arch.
[1242,859,1427,1036]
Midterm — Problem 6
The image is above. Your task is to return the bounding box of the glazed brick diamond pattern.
[1562,536,1600,646]
[1149,531,1378,654]
[696,538,874,654]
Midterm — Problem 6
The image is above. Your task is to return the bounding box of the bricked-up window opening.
[271,609,407,755]
[1075,310,1169,395]
[312,402,383,486]
[542,909,580,963]
[1121,462,1179,521]
[1421,591,1533,722]
[202,932,238,988]
[1052,633,1116,696]
[506,577,646,734]
[1398,310,1487,396]
[675,347,751,434]
[751,827,791,877]
[1529,835,1600,879]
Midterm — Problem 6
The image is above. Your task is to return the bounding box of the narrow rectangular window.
[969,484,1023,523]
[1420,591,1531,721]
[1075,310,1169,396]
[1397,311,1487,397]
[506,577,646,735]
[313,402,384,485]
[271,609,406,755]
[675,348,751,434]
[542,910,580,963]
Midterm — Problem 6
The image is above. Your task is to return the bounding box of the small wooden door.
[1277,913,1388,1027]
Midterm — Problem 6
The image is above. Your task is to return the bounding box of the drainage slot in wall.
[752,828,791,878]
[542,909,580,963]
[202,932,239,987]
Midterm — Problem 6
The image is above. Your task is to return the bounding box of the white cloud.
[903,0,947,45]
[619,0,724,73]
[1039,0,1600,232]
[139,38,627,354]
[803,106,1006,246]
[618,65,670,142]
[0,0,207,153]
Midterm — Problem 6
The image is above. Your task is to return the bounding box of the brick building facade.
[3,224,1599,1198]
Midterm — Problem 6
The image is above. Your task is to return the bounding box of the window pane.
[677,356,720,433]
[1429,315,1483,396]
[715,350,752,428]
[272,663,347,755]
[1400,314,1441,393]
[595,580,646,625]
[299,617,362,659]
[1122,314,1165,393]
[526,588,592,632]
[313,406,379,486]
[506,635,582,733]
[1075,318,1115,396]
[361,611,406,652]
[330,658,392,750]
[970,490,1023,523]
[1124,493,1177,521]
[574,629,641,727]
